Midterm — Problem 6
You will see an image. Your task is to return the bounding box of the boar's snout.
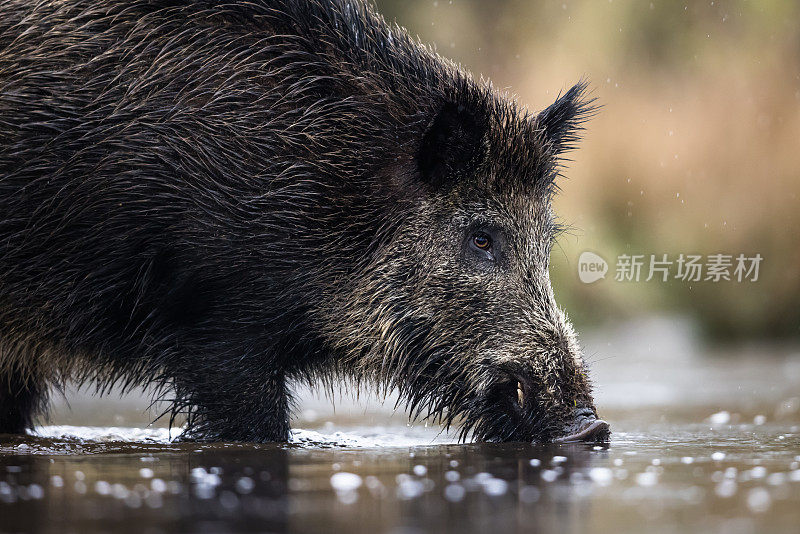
[553,408,610,443]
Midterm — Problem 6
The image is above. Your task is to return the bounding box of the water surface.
[2,319,799,533]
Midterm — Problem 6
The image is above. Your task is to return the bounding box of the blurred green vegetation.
[375,0,800,340]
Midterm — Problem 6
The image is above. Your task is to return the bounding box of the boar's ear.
[535,81,595,154]
[417,102,487,187]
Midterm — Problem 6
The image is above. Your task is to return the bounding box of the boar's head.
[318,82,608,444]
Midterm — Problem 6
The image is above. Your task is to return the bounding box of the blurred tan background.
[377,0,800,340]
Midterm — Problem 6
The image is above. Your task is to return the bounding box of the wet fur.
[0,0,598,442]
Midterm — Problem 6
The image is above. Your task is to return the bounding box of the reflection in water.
[289,441,604,534]
[2,321,800,533]
[0,437,290,533]
[1,424,799,533]
[0,433,609,534]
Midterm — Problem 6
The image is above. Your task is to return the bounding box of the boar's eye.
[466,228,500,265]
[472,233,492,251]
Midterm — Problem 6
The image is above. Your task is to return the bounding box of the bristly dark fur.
[0,0,603,442]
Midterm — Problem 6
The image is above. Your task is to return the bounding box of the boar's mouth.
[552,408,610,443]
[553,419,610,443]
[461,377,610,444]
[460,377,547,442]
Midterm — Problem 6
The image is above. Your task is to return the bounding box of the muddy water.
[1,319,799,533]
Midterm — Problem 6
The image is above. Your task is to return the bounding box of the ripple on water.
[8,425,455,452]
[0,420,798,534]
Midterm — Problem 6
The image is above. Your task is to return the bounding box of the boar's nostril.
[516,382,524,407]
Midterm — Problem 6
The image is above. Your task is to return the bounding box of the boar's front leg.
[0,365,46,435]
[169,359,292,443]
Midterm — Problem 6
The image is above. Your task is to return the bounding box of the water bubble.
[746,487,771,513]
[709,411,730,425]
[711,452,726,461]
[330,472,362,492]
[194,484,215,500]
[396,478,424,500]
[589,468,613,485]
[715,479,737,498]
[482,478,508,497]
[94,481,111,495]
[750,466,767,479]
[636,472,658,486]
[474,473,492,484]
[413,465,427,476]
[139,468,154,479]
[190,467,207,479]
[364,476,385,498]
[541,469,558,482]
[0,482,14,504]
[753,415,766,425]
[767,473,787,486]
[27,484,44,500]
[111,483,129,500]
[529,459,541,467]
[444,470,460,482]
[235,477,255,494]
[444,484,465,502]
[124,492,142,509]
